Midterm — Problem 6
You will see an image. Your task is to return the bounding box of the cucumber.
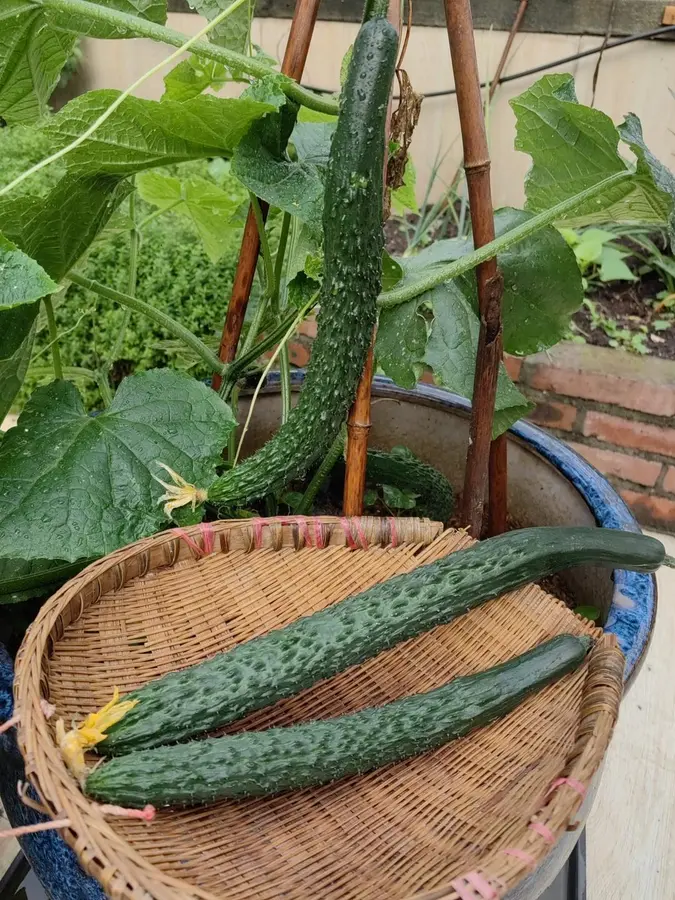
[364,447,454,521]
[86,634,591,807]
[207,16,399,508]
[101,527,664,755]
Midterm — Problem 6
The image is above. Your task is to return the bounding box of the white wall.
[81,14,675,207]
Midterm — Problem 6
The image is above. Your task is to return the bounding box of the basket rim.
[13,516,624,900]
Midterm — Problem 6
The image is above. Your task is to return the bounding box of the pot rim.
[268,370,656,683]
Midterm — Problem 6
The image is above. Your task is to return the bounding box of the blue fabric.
[0,644,106,900]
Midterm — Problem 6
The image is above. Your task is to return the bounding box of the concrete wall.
[77,14,675,207]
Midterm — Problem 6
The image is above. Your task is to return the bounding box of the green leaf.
[382,483,419,510]
[391,157,419,215]
[287,271,319,309]
[162,55,229,102]
[575,605,600,622]
[0,234,59,306]
[395,208,583,356]
[0,174,133,280]
[290,122,335,167]
[286,220,321,281]
[572,228,615,267]
[375,298,425,389]
[0,369,236,563]
[136,171,240,262]
[599,246,636,282]
[511,75,675,234]
[0,1,76,124]
[43,91,276,176]
[363,488,378,508]
[0,303,39,425]
[232,98,324,229]
[44,0,166,39]
[424,282,532,437]
[297,104,338,125]
[0,234,57,419]
[187,0,255,54]
[381,251,403,291]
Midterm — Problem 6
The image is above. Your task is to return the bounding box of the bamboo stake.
[211,0,321,391]
[443,0,506,537]
[343,0,402,516]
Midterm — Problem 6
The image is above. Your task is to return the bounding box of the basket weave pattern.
[14,517,623,900]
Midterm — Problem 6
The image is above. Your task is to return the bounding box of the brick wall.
[509,343,675,532]
[285,329,675,532]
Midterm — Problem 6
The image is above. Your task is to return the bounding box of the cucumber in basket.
[100,527,667,756]
[86,634,591,807]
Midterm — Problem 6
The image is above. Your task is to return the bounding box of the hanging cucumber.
[86,634,591,807]
[101,527,665,755]
[363,447,454,521]
[207,16,399,508]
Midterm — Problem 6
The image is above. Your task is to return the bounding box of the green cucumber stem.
[377,170,634,309]
[43,295,64,381]
[297,423,347,514]
[664,554,675,569]
[40,0,339,116]
[69,272,227,376]
[362,0,390,21]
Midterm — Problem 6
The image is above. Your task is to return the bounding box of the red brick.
[298,317,317,339]
[620,490,675,528]
[583,411,675,458]
[527,401,578,432]
[664,467,675,494]
[522,343,675,416]
[567,442,662,487]
[504,355,523,382]
[288,342,311,367]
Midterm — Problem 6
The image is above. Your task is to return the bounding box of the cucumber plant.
[0,0,674,603]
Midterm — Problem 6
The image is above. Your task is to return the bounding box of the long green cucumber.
[207,16,398,507]
[87,634,591,807]
[101,527,664,755]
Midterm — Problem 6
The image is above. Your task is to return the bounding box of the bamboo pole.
[443,0,506,537]
[211,0,321,391]
[343,0,402,515]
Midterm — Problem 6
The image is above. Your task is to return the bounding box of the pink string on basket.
[249,517,327,550]
[502,848,536,867]
[340,517,369,550]
[546,777,586,799]
[529,821,555,844]
[172,522,215,558]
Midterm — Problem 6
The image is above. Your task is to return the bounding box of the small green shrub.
[25,217,242,407]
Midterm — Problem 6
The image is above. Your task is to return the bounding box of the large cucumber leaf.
[0,0,75,124]
[162,56,229,103]
[424,283,532,438]
[43,91,276,176]
[0,174,133,280]
[233,82,324,230]
[44,0,167,39]
[0,369,236,563]
[187,0,256,54]
[375,299,426,390]
[0,234,58,421]
[136,170,241,262]
[511,74,675,238]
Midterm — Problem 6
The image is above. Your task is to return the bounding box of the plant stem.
[227,385,239,464]
[40,0,339,115]
[28,365,99,382]
[273,211,292,309]
[297,424,346,514]
[69,272,227,376]
[101,188,139,402]
[137,200,181,231]
[43,296,63,380]
[279,346,292,423]
[378,170,635,309]
[249,194,276,300]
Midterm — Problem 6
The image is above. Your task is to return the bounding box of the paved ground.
[587,529,675,900]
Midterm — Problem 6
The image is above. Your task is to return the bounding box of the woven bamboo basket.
[14,516,623,900]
